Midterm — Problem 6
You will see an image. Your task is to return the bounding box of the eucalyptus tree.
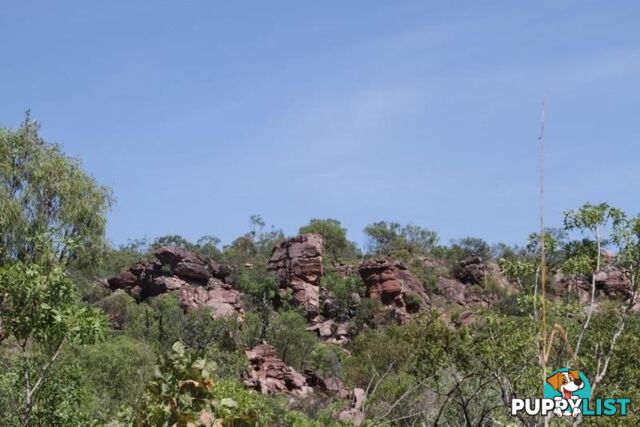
[0,113,112,269]
[563,202,625,357]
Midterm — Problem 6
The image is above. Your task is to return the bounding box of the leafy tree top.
[0,113,113,268]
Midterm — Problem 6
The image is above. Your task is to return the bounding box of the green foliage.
[0,263,108,425]
[150,234,223,261]
[306,343,344,378]
[128,341,218,426]
[123,294,185,352]
[364,221,438,258]
[299,218,358,263]
[564,202,625,234]
[97,290,138,329]
[125,342,285,427]
[203,347,249,381]
[266,310,318,370]
[0,263,107,347]
[30,359,94,427]
[0,114,112,268]
[66,336,155,422]
[321,273,364,320]
[404,292,422,313]
[239,312,264,349]
[498,257,535,289]
[441,236,492,263]
[350,298,383,335]
[182,308,239,351]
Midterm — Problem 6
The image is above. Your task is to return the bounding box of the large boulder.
[268,234,324,316]
[177,280,244,318]
[358,257,430,324]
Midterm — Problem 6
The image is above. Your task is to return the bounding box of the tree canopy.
[0,113,112,268]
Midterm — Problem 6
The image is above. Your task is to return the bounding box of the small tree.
[364,221,438,257]
[299,218,358,263]
[266,310,317,370]
[0,263,107,426]
[563,202,624,356]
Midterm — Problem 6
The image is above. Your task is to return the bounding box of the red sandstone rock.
[268,234,324,316]
[358,257,430,324]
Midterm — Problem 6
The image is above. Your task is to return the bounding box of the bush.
[350,298,384,335]
[239,312,264,349]
[299,218,358,263]
[266,310,318,370]
[321,273,365,320]
[364,222,439,257]
[183,308,240,351]
[97,290,138,329]
[405,293,422,313]
[64,336,155,422]
[123,294,184,351]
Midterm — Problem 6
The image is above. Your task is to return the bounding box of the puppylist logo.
[511,368,630,417]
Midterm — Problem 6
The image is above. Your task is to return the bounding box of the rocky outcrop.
[177,282,244,318]
[554,258,634,305]
[358,257,430,324]
[338,387,365,426]
[307,319,350,344]
[106,246,242,319]
[436,277,487,307]
[243,344,313,397]
[454,256,487,285]
[268,234,324,316]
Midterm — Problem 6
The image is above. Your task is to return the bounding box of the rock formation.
[554,255,635,305]
[436,277,487,307]
[358,257,430,324]
[106,246,243,318]
[338,387,365,426]
[454,256,487,285]
[268,234,324,316]
[306,319,350,344]
[243,344,313,397]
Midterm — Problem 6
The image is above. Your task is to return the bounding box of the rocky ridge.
[106,246,243,318]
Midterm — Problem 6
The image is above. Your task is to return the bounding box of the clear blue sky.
[2,1,640,248]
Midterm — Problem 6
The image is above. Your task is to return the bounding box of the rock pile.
[268,234,324,317]
[307,319,350,344]
[358,257,430,324]
[554,258,634,304]
[106,246,243,318]
[243,344,313,397]
[436,277,488,308]
[337,387,365,426]
[454,256,487,285]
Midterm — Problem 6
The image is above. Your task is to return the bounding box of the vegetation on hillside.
[1,117,639,426]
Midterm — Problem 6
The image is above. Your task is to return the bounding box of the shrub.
[266,310,318,370]
[405,293,422,313]
[183,308,239,351]
[299,218,359,263]
[321,273,365,320]
[65,336,155,422]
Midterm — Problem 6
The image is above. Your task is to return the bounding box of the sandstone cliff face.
[358,257,430,324]
[106,246,243,318]
[267,234,324,316]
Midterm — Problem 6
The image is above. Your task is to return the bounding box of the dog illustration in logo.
[546,370,584,417]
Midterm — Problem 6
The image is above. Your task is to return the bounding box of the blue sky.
[2,1,640,248]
